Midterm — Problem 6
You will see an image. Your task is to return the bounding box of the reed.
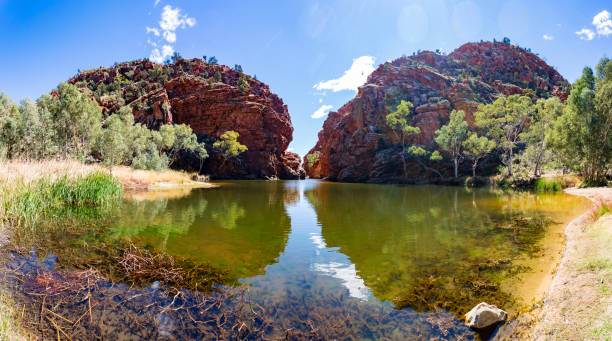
[533,177,562,192]
[1,172,122,231]
[0,287,26,341]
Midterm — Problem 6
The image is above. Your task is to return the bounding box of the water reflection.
[107,180,589,317]
[110,181,292,278]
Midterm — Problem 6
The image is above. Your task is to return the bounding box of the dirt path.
[533,187,612,340]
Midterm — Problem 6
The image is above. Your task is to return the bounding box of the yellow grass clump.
[0,160,212,191]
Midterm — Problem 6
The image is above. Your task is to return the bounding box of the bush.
[1,172,123,230]
[533,178,562,192]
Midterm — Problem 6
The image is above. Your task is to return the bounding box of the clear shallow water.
[109,181,589,315]
[4,180,593,339]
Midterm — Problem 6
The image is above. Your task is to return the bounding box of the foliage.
[475,95,533,177]
[386,100,441,179]
[519,97,564,177]
[1,172,122,230]
[435,110,469,178]
[0,83,207,171]
[549,59,612,183]
[212,131,247,165]
[462,133,496,177]
[533,178,562,192]
[306,151,321,168]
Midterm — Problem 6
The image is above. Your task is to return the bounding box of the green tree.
[214,71,222,82]
[385,100,421,179]
[156,124,207,167]
[475,95,533,177]
[550,60,612,183]
[462,133,496,177]
[435,110,469,178]
[38,83,103,159]
[213,130,247,167]
[98,114,129,168]
[520,97,564,177]
[306,151,321,168]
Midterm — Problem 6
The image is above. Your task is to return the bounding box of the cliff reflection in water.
[304,182,590,314]
[108,180,589,317]
[109,181,293,279]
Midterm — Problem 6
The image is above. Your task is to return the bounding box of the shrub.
[533,178,562,192]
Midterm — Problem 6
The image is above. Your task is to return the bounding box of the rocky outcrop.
[465,302,507,329]
[68,58,301,179]
[304,41,570,182]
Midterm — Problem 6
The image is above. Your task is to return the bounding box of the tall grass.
[0,287,25,341]
[1,172,122,231]
[534,178,562,192]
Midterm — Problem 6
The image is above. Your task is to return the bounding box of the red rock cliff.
[304,41,569,182]
[69,58,304,179]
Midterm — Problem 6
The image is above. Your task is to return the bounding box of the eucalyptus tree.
[462,133,496,177]
[213,130,247,168]
[550,60,612,184]
[474,95,534,177]
[435,110,469,178]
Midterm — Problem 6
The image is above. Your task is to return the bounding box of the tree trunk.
[401,134,408,181]
[507,149,513,177]
[454,158,458,179]
[472,161,477,178]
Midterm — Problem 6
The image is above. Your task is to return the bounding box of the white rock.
[465,302,507,329]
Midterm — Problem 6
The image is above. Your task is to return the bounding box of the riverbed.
[2,180,591,339]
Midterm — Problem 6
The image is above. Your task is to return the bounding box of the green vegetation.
[0,287,24,341]
[462,133,495,177]
[427,57,612,185]
[435,110,469,178]
[0,83,207,171]
[475,94,533,177]
[212,131,248,167]
[533,178,562,192]
[306,151,321,168]
[549,59,612,185]
[386,100,441,179]
[1,172,122,230]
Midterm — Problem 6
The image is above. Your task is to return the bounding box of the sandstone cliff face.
[69,58,303,179]
[304,42,569,182]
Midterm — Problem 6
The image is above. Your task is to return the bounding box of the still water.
[105,180,589,337]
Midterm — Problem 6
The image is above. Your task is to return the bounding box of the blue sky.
[1,0,611,156]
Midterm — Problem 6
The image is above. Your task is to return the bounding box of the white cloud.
[154,0,161,7]
[318,98,323,103]
[150,45,174,63]
[146,27,160,36]
[312,104,333,119]
[576,28,595,40]
[312,262,370,300]
[593,10,612,36]
[313,56,375,92]
[163,31,176,43]
[542,34,554,40]
[146,5,196,63]
[159,5,196,43]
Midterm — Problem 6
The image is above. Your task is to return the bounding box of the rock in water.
[465,302,507,329]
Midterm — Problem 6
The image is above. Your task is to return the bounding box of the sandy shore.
[533,188,612,340]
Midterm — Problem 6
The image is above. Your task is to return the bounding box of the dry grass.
[0,160,212,340]
[0,160,212,191]
[535,188,612,340]
[0,287,27,341]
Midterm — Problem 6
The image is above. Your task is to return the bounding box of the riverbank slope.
[533,188,612,340]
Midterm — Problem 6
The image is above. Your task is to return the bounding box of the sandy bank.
[533,188,612,340]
